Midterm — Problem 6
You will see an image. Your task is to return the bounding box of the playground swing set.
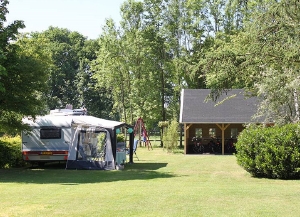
[133,117,153,151]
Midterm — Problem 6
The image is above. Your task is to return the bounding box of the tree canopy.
[0,0,51,133]
[1,0,300,134]
[203,0,300,124]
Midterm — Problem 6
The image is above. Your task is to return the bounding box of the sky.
[5,0,126,39]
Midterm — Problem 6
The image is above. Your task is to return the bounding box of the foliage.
[3,0,300,135]
[203,0,300,124]
[76,39,113,119]
[91,0,257,135]
[92,18,134,122]
[117,134,125,142]
[91,0,274,127]
[158,121,169,128]
[94,0,245,127]
[0,1,51,134]
[33,27,87,109]
[162,119,179,152]
[30,27,113,118]
[235,124,300,179]
[0,136,26,168]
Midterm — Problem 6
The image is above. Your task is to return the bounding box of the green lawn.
[0,147,300,217]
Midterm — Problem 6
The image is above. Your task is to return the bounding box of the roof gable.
[180,89,259,124]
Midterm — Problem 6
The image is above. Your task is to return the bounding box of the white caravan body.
[21,114,127,165]
[22,115,73,163]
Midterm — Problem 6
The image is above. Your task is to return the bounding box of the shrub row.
[0,136,27,168]
[235,124,300,179]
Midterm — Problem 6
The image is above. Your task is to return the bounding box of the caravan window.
[40,127,62,139]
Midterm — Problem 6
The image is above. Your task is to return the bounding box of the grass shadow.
[0,162,173,184]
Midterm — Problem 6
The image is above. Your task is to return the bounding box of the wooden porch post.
[216,123,230,155]
[184,123,187,154]
[184,124,192,154]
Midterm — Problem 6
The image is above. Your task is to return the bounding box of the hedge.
[0,136,27,168]
[235,124,300,179]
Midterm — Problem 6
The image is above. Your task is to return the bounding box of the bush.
[0,136,27,168]
[117,134,125,142]
[235,124,300,179]
[162,119,179,153]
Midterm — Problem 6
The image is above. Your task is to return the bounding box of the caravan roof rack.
[50,108,86,116]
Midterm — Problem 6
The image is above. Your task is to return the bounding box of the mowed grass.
[1,147,300,217]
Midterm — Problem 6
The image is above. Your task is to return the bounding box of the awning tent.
[66,116,134,170]
[66,126,115,170]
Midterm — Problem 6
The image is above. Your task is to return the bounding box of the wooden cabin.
[179,89,260,155]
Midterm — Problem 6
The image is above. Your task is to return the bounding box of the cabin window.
[231,128,238,138]
[209,128,216,138]
[40,127,62,139]
[195,128,202,138]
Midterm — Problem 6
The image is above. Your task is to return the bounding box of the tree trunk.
[293,89,299,122]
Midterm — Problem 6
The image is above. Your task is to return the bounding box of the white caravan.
[22,115,73,163]
[21,113,135,168]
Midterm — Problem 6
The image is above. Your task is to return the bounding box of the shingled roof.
[180,89,260,124]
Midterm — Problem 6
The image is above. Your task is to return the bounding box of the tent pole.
[76,132,80,160]
[129,131,134,163]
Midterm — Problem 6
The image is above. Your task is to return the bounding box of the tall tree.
[203,0,300,124]
[92,18,131,121]
[122,0,169,126]
[93,0,169,128]
[0,0,51,133]
[32,27,86,109]
[76,40,113,119]
[142,0,171,125]
[76,39,113,118]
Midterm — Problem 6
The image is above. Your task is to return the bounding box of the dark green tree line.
[3,0,299,134]
[30,27,113,119]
